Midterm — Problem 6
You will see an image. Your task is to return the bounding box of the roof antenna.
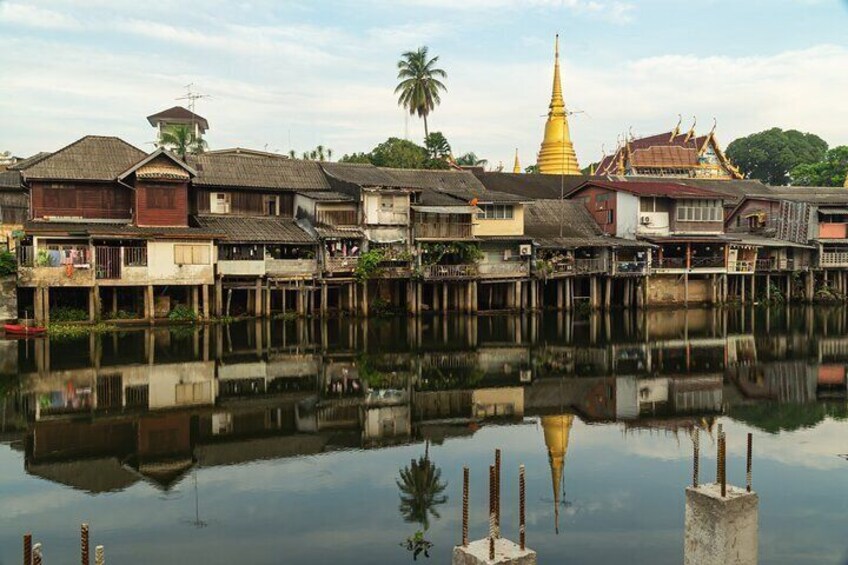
[176,83,211,115]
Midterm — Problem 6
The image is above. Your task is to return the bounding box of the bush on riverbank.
[47,322,117,339]
[50,307,88,322]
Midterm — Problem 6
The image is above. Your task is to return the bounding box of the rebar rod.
[746,432,753,492]
[693,428,700,488]
[519,464,526,551]
[462,467,469,547]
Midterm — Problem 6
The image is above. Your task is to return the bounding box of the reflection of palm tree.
[397,441,448,530]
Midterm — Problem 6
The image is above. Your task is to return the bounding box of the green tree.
[455,152,488,167]
[369,137,428,169]
[396,442,448,531]
[524,164,539,174]
[790,146,848,187]
[395,46,447,140]
[424,132,451,160]
[726,128,828,185]
[159,125,207,160]
[295,145,333,161]
[339,152,372,164]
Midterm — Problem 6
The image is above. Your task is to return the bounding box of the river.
[0,307,846,564]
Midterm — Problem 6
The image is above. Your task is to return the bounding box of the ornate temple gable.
[595,121,742,180]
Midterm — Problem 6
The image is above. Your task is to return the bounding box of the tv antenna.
[176,83,211,114]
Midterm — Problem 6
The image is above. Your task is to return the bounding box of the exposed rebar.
[95,545,104,565]
[693,427,700,488]
[519,464,526,551]
[24,533,32,565]
[32,543,42,565]
[462,467,469,547]
[495,449,501,538]
[719,434,727,498]
[489,464,495,561]
[81,523,90,565]
[716,429,723,484]
[746,432,753,492]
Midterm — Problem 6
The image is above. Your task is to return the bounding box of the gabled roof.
[193,215,316,244]
[118,148,196,181]
[569,179,726,200]
[22,136,146,182]
[0,170,21,190]
[146,106,209,131]
[188,153,330,191]
[605,176,771,205]
[321,162,401,187]
[525,199,649,248]
[204,147,288,159]
[7,151,52,171]
[474,171,590,200]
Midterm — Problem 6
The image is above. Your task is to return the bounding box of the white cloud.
[0,1,81,29]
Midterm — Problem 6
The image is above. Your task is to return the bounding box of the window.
[148,187,176,209]
[380,195,396,211]
[478,204,514,220]
[174,244,210,265]
[675,199,721,222]
[602,210,614,225]
[210,192,230,214]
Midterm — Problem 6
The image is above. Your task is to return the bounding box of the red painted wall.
[30,181,132,220]
[572,186,617,235]
[135,181,188,227]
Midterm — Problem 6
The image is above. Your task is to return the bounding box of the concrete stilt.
[442,283,449,313]
[215,278,223,317]
[202,284,210,320]
[254,279,263,317]
[684,484,758,565]
[566,279,573,311]
[515,281,523,312]
[111,288,118,316]
[34,286,44,325]
[604,277,612,310]
[321,282,328,317]
[361,282,369,316]
[192,285,200,316]
[529,280,537,310]
[146,285,154,323]
[89,286,99,322]
[470,281,478,313]
[556,280,564,310]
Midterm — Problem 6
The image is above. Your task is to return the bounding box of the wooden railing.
[729,260,755,273]
[414,223,473,239]
[316,210,358,226]
[614,261,647,275]
[124,247,147,267]
[478,262,529,277]
[652,257,686,270]
[421,264,478,279]
[324,256,359,272]
[690,256,725,269]
[573,258,607,274]
[17,245,33,267]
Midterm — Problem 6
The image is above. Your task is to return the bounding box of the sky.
[1,0,848,168]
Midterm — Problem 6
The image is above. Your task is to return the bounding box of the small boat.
[4,324,46,337]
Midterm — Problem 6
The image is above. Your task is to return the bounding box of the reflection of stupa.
[542,414,573,533]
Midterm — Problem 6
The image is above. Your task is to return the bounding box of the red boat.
[4,324,46,337]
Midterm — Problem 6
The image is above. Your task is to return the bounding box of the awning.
[818,208,848,215]
[411,205,478,214]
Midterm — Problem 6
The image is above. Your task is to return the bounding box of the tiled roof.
[146,106,209,130]
[22,136,146,182]
[0,170,21,190]
[7,152,52,171]
[315,226,364,239]
[474,172,590,200]
[571,180,725,199]
[298,190,353,202]
[188,153,330,191]
[24,220,213,239]
[606,176,771,204]
[630,146,698,168]
[194,215,316,244]
[525,200,653,249]
[321,162,400,187]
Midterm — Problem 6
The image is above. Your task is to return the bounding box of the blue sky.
[1,0,847,167]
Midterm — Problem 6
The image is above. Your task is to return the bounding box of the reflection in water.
[0,306,846,564]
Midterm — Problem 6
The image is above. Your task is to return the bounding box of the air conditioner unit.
[503,249,512,261]
[640,215,652,225]
[520,369,532,383]
[519,244,532,257]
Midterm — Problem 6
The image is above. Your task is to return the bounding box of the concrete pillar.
[786,274,791,304]
[750,274,756,302]
[741,275,746,303]
[146,285,154,322]
[442,283,449,312]
[806,272,814,302]
[452,538,536,565]
[254,279,263,317]
[34,286,44,325]
[604,277,612,310]
[89,286,99,322]
[264,282,272,317]
[321,282,328,317]
[214,279,223,317]
[202,284,210,320]
[416,282,423,316]
[765,274,771,302]
[361,282,369,316]
[556,280,564,310]
[684,485,758,565]
[191,285,200,316]
[566,279,573,311]
[111,288,118,316]
[529,279,537,310]
[590,277,599,310]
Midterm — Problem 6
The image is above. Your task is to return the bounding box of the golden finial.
[513,149,521,174]
[684,116,697,143]
[670,114,682,141]
[589,163,595,175]
[536,34,580,175]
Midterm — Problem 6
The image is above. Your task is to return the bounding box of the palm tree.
[159,125,207,160]
[455,152,488,167]
[396,441,448,531]
[395,47,447,140]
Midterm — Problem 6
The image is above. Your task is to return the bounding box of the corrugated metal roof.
[315,226,364,239]
[194,215,316,244]
[298,190,353,201]
[24,220,214,239]
[412,205,477,214]
[571,180,726,199]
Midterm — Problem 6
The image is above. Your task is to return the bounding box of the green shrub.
[48,322,116,339]
[355,249,385,282]
[0,251,16,276]
[168,304,198,322]
[35,249,53,267]
[50,307,88,322]
[103,309,137,320]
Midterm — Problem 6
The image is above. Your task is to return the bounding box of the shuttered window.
[174,244,210,265]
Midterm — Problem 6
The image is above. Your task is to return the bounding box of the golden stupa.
[536,35,581,175]
[542,414,574,533]
[513,149,521,173]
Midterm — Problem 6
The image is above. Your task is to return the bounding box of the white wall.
[148,240,215,284]
[617,192,640,239]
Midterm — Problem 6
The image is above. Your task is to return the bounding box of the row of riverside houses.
[6,132,848,324]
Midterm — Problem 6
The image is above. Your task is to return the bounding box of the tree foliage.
[455,152,487,167]
[294,145,333,161]
[395,46,447,140]
[726,128,828,185]
[790,146,848,187]
[159,125,207,160]
[396,442,448,531]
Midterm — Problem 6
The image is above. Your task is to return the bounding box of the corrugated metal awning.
[818,208,848,214]
[412,205,478,214]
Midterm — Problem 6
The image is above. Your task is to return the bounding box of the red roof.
[595,131,710,175]
[569,179,726,199]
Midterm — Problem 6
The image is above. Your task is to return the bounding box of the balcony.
[614,260,648,275]
[651,257,686,271]
[421,264,478,279]
[266,258,318,278]
[324,255,359,273]
[18,244,95,286]
[728,260,755,274]
[690,256,726,270]
[478,261,529,279]
[755,258,796,272]
[821,251,848,267]
[573,257,607,275]
[414,223,473,240]
[316,210,357,226]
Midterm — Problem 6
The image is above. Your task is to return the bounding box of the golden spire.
[537,34,581,175]
[542,414,574,534]
[844,171,848,189]
[513,149,521,173]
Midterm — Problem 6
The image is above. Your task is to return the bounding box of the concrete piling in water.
[684,431,759,565]
[494,449,501,538]
[488,465,496,560]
